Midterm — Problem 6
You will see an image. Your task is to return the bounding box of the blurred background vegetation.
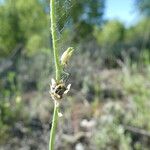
[0,0,150,150]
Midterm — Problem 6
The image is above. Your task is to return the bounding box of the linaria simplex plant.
[49,0,74,150]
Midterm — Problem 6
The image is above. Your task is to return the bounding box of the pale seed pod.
[60,47,74,67]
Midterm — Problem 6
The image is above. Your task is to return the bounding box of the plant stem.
[49,101,59,150]
[49,0,62,149]
[50,0,61,81]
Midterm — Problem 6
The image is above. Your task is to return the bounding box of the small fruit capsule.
[61,47,74,67]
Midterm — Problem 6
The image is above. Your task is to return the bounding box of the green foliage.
[139,49,150,66]
[0,0,105,57]
[93,20,125,59]
[136,0,150,16]
[94,20,125,48]
[94,123,131,150]
[0,72,28,142]
[0,0,49,57]
[17,51,52,91]
[0,0,150,148]
[125,18,150,49]
[92,66,150,149]
[92,18,150,63]
[0,95,26,142]
[56,0,105,40]
[121,68,150,129]
[26,34,43,56]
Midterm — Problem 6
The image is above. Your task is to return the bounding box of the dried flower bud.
[61,47,74,67]
[50,78,71,101]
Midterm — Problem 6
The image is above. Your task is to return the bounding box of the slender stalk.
[49,101,59,150]
[50,0,61,81]
[49,0,62,149]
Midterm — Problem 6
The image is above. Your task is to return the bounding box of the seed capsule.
[61,47,74,67]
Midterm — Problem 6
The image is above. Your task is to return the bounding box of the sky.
[105,0,139,26]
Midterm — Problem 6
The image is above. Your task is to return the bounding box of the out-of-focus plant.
[94,20,124,48]
[93,123,131,150]
[136,0,150,16]
[17,51,52,92]
[55,0,105,41]
[0,72,27,142]
[0,0,49,57]
[121,69,150,128]
[125,18,150,49]
[93,20,125,67]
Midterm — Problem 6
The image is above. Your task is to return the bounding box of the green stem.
[49,0,62,149]
[50,0,61,81]
[49,101,59,150]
